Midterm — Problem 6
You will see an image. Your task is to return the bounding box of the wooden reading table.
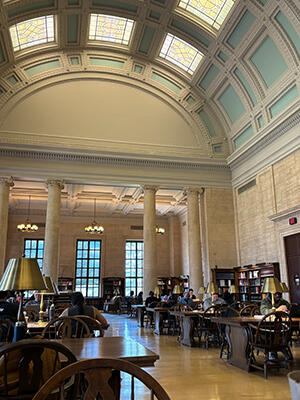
[131,305,146,327]
[55,336,159,367]
[170,310,204,347]
[210,316,300,371]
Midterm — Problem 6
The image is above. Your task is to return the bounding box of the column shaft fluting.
[143,186,157,296]
[43,180,64,283]
[0,177,13,276]
[187,189,203,291]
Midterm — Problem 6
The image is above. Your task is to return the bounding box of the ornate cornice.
[228,107,300,170]
[0,148,229,172]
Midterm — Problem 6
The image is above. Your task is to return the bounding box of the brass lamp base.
[38,310,44,324]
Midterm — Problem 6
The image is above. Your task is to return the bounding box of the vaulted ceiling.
[0,0,299,215]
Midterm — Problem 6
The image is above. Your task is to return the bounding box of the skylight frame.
[159,33,203,75]
[9,15,55,52]
[89,14,134,46]
[178,0,235,31]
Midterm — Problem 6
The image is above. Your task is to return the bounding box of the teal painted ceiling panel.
[171,19,210,47]
[250,36,287,88]
[149,10,160,20]
[92,0,138,12]
[218,51,228,62]
[270,85,298,118]
[70,56,79,65]
[0,41,5,63]
[25,60,60,76]
[8,0,54,18]
[218,84,246,123]
[139,26,156,54]
[227,10,256,49]
[199,64,219,90]
[90,58,124,68]
[257,0,267,5]
[234,125,254,148]
[68,0,79,4]
[186,95,195,104]
[214,145,222,153]
[67,15,79,43]
[198,109,216,137]
[257,115,264,128]
[276,12,300,57]
[234,68,257,106]
[152,72,181,93]
[8,75,18,85]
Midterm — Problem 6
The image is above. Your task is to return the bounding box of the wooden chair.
[217,307,239,359]
[0,339,78,399]
[240,304,260,317]
[0,319,14,342]
[197,305,227,349]
[32,358,171,400]
[41,316,93,339]
[73,315,104,337]
[248,311,292,379]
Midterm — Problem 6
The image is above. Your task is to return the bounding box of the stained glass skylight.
[159,33,203,74]
[9,16,54,52]
[178,0,235,30]
[89,14,134,45]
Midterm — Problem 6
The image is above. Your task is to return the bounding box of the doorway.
[284,233,300,303]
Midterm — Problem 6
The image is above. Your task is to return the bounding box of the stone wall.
[5,215,170,292]
[235,150,300,266]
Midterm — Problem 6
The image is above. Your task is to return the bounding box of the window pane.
[125,241,143,295]
[75,240,101,297]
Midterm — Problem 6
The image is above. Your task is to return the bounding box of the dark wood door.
[284,233,300,303]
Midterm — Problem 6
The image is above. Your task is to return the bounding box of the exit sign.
[289,217,297,225]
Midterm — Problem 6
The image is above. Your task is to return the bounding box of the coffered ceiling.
[0,0,299,213]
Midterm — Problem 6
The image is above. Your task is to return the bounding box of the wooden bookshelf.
[102,277,125,300]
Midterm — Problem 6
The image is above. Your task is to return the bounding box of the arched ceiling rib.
[0,0,299,163]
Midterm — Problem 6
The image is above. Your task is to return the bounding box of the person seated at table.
[179,291,193,307]
[203,292,226,311]
[136,291,143,305]
[0,291,24,322]
[260,292,291,315]
[127,291,136,314]
[24,293,47,311]
[59,292,109,329]
[145,291,158,307]
[189,289,196,300]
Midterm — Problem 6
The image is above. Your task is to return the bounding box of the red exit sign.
[289,217,297,225]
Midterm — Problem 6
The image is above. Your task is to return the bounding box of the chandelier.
[84,198,104,234]
[17,195,38,232]
[156,226,165,235]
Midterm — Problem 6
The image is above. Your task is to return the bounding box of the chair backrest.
[240,304,260,317]
[74,315,104,337]
[0,339,77,399]
[253,311,292,347]
[0,319,14,342]
[41,316,93,339]
[32,358,171,400]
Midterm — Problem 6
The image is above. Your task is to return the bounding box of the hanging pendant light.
[17,195,38,232]
[84,198,104,234]
[156,225,165,235]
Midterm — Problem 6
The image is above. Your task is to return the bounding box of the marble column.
[0,177,14,276]
[143,185,157,296]
[187,188,203,292]
[43,179,64,283]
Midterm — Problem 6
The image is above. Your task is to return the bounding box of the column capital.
[141,185,159,193]
[46,179,64,190]
[0,176,14,188]
[185,187,204,195]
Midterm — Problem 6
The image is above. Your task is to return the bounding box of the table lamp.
[205,282,219,305]
[262,277,282,311]
[37,275,58,323]
[0,257,47,340]
[280,282,289,293]
[172,285,182,295]
[154,286,161,298]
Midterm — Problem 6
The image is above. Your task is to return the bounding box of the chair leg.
[264,352,268,379]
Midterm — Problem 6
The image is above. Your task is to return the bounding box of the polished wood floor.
[104,313,299,400]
